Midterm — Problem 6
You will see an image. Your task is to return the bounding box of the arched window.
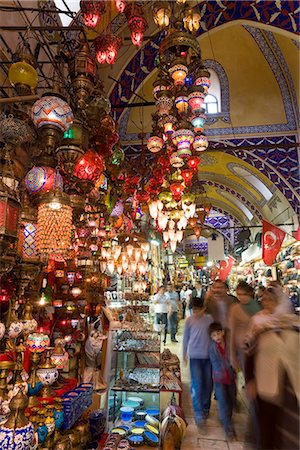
[204,94,218,114]
[203,69,221,114]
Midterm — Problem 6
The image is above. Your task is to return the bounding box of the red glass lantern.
[80,1,106,28]
[125,4,148,47]
[170,182,184,200]
[181,168,194,186]
[93,34,122,65]
[115,0,126,13]
[74,150,103,181]
[187,155,201,171]
[188,86,206,113]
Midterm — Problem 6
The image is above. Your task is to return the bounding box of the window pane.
[207,102,218,114]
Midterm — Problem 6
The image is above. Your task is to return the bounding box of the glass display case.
[107,329,161,429]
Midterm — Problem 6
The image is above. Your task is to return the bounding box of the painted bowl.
[37,367,58,385]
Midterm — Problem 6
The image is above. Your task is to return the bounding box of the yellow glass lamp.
[9,60,38,91]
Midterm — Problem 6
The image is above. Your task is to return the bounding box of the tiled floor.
[164,322,255,450]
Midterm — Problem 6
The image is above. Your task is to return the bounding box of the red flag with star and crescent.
[262,220,286,266]
[219,255,236,281]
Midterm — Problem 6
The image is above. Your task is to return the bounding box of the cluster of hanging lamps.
[143,0,214,252]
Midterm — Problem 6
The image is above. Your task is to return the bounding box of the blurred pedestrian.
[166,284,180,343]
[183,298,213,428]
[153,286,169,344]
[229,281,260,373]
[209,322,237,441]
[244,286,299,449]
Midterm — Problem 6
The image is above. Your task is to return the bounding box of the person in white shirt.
[153,286,169,344]
[186,285,193,317]
[166,284,180,343]
[180,285,188,318]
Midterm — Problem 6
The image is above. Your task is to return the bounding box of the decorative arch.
[110,1,299,124]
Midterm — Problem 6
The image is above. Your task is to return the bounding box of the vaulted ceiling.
[0,1,299,248]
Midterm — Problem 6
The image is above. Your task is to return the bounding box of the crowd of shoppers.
[180,279,299,448]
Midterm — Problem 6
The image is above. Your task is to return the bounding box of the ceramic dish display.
[145,424,159,435]
[145,414,160,427]
[131,427,145,435]
[127,396,144,406]
[120,406,134,422]
[135,411,146,420]
[128,434,144,446]
[111,427,128,436]
[133,420,146,428]
[146,408,159,417]
[122,400,140,410]
[144,430,159,447]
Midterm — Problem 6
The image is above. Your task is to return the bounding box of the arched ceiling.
[0,0,299,236]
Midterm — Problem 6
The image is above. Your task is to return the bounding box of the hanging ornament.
[25,166,63,195]
[73,150,103,182]
[80,1,106,28]
[115,0,126,13]
[187,155,201,170]
[193,134,208,152]
[170,182,184,201]
[168,58,188,86]
[147,135,164,153]
[93,34,122,65]
[36,191,73,261]
[181,168,194,186]
[125,4,148,47]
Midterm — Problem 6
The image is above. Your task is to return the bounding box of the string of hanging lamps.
[144,0,212,252]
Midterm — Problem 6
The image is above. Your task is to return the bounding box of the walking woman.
[229,281,260,373]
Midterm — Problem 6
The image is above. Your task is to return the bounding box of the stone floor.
[164,321,255,450]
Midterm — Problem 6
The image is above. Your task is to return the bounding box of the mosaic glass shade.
[31,95,74,132]
[25,166,63,195]
[36,196,73,260]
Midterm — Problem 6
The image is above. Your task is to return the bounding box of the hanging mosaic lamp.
[152,73,171,99]
[155,90,173,115]
[115,0,126,13]
[175,92,189,113]
[188,86,206,113]
[193,134,208,152]
[190,112,206,133]
[93,34,122,65]
[73,150,103,182]
[168,58,188,86]
[152,1,172,28]
[159,114,177,135]
[80,0,106,28]
[170,152,184,168]
[195,69,211,93]
[25,166,63,195]
[31,94,73,133]
[147,135,164,153]
[8,39,38,94]
[172,128,194,152]
[36,190,73,261]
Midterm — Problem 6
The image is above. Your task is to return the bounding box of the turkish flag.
[292,225,300,242]
[262,220,286,266]
[219,255,235,281]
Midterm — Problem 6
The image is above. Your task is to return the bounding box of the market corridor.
[166,322,252,450]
